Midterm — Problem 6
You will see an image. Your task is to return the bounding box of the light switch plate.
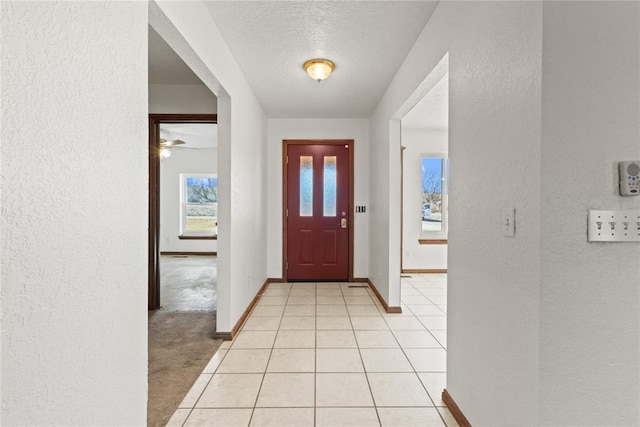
[588,209,640,242]
[502,208,515,237]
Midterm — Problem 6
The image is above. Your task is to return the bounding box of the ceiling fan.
[160,138,186,147]
[159,137,196,158]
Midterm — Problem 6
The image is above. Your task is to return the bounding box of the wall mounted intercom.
[619,161,640,196]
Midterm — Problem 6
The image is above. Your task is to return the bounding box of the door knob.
[340,218,347,228]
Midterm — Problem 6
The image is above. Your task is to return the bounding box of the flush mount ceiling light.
[303,59,335,82]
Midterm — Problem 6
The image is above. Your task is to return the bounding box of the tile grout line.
[246,282,290,426]
[400,281,447,352]
[179,345,232,426]
[176,274,449,426]
[344,281,383,427]
[314,282,318,427]
[402,279,450,425]
[417,276,451,427]
[386,282,445,413]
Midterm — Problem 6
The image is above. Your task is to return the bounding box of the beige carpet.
[148,310,222,427]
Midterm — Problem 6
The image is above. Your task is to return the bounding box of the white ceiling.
[203,1,439,118]
[402,73,448,131]
[148,2,441,122]
[150,29,216,150]
[160,123,217,149]
[149,26,205,85]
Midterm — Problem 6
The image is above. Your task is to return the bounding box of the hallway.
[166,274,456,426]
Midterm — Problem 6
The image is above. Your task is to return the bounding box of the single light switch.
[502,208,515,237]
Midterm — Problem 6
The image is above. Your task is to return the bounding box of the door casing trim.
[148,113,217,310]
[282,139,355,282]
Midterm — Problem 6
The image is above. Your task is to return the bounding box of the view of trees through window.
[182,175,217,234]
[421,156,447,234]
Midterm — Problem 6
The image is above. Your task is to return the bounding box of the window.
[323,156,337,217]
[299,156,313,217]
[421,155,448,237]
[180,174,217,237]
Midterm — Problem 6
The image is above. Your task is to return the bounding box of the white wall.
[149,83,217,114]
[149,82,217,253]
[401,129,447,270]
[160,148,217,253]
[539,2,640,424]
[1,2,148,425]
[266,119,370,279]
[372,1,640,424]
[370,1,542,423]
[152,1,268,333]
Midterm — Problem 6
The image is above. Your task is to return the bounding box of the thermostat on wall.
[619,161,640,196]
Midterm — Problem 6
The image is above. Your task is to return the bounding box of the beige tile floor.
[167,274,457,426]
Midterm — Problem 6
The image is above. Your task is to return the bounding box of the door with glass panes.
[285,141,352,281]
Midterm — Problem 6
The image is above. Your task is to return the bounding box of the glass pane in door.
[323,156,337,216]
[300,156,313,216]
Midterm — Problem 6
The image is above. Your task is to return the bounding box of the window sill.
[179,235,217,240]
[418,239,447,245]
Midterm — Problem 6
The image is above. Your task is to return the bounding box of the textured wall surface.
[445,4,543,423]
[152,1,268,332]
[540,2,640,424]
[266,119,370,279]
[401,129,448,271]
[160,148,217,253]
[373,1,640,424]
[1,2,148,425]
[368,109,396,306]
[370,1,542,423]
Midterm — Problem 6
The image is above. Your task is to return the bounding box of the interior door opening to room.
[148,114,218,310]
[283,140,354,282]
[399,58,449,275]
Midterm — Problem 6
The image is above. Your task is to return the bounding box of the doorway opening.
[393,52,449,417]
[158,122,218,312]
[282,140,354,282]
[147,19,228,427]
[400,72,449,274]
[148,114,220,426]
[149,114,218,309]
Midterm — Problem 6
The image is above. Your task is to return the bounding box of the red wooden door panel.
[286,143,350,281]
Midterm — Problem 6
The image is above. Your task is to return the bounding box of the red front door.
[286,141,351,281]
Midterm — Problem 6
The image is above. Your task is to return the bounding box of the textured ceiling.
[149,26,205,85]
[402,73,448,131]
[204,1,439,118]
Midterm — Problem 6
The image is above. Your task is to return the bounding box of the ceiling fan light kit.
[159,138,190,159]
[160,147,172,159]
[303,59,335,82]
